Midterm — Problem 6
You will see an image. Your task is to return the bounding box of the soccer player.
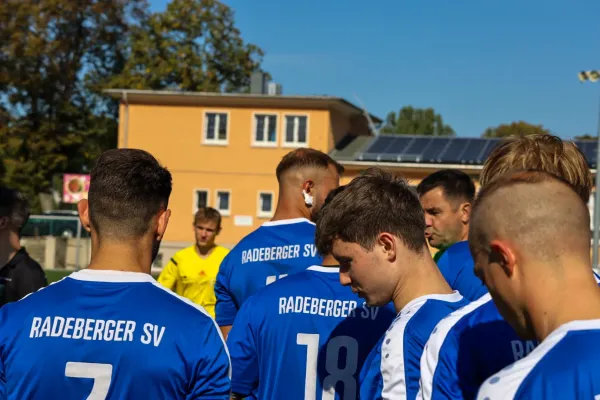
[0,187,47,306]
[0,149,230,399]
[315,168,470,400]
[157,207,229,318]
[226,185,396,400]
[417,170,485,301]
[215,148,343,337]
[474,171,600,399]
[418,134,595,400]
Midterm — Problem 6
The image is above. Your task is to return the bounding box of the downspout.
[122,91,129,148]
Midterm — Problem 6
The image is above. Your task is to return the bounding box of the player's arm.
[189,319,232,399]
[156,256,179,290]
[418,327,463,400]
[226,298,260,399]
[214,255,238,336]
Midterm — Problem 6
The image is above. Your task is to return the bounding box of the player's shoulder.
[477,320,600,399]
[214,245,230,257]
[424,293,492,351]
[248,266,326,299]
[171,245,196,262]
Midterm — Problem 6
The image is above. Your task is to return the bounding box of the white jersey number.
[65,362,113,400]
[265,274,288,285]
[297,333,358,400]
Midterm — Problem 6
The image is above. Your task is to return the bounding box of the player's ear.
[460,202,472,224]
[489,239,516,278]
[377,232,396,262]
[156,209,171,240]
[77,199,92,233]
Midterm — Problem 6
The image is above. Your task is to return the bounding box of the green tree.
[381,106,455,136]
[107,0,267,92]
[482,121,550,138]
[575,134,597,140]
[0,0,146,209]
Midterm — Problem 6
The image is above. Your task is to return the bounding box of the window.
[193,189,209,213]
[283,115,308,146]
[258,191,274,218]
[216,190,231,216]
[253,114,278,146]
[204,112,229,144]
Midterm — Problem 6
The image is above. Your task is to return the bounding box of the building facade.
[106,89,598,267]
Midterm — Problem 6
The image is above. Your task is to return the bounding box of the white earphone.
[303,190,313,206]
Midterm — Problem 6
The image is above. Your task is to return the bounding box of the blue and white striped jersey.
[359,292,469,400]
[477,319,600,399]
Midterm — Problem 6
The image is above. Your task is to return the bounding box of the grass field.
[44,269,159,283]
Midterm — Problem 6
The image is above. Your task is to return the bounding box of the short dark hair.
[0,187,30,234]
[416,169,475,204]
[194,207,222,229]
[276,148,345,182]
[315,167,426,255]
[88,149,172,239]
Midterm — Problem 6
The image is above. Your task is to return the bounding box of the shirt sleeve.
[226,297,259,397]
[0,308,7,399]
[214,255,238,326]
[188,319,232,399]
[358,338,384,400]
[418,328,464,400]
[157,257,179,291]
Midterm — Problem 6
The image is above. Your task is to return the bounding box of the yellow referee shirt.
[157,245,229,319]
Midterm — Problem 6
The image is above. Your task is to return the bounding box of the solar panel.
[421,138,451,162]
[366,136,394,153]
[575,140,597,167]
[477,139,502,163]
[384,137,414,154]
[456,139,487,164]
[439,138,469,163]
[402,137,432,157]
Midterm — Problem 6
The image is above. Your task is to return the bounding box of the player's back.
[227,265,396,400]
[0,269,230,400]
[477,320,600,399]
[436,241,487,301]
[215,218,323,326]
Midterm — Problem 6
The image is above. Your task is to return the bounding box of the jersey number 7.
[65,362,113,400]
[297,333,358,400]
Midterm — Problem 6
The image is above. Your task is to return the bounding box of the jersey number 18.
[297,333,358,400]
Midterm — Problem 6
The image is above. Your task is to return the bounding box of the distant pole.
[579,70,600,271]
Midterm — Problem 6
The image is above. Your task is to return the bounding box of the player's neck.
[528,265,600,341]
[391,252,454,313]
[86,239,153,274]
[195,243,216,257]
[0,234,19,267]
[270,198,311,222]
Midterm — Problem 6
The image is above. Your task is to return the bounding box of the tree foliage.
[575,134,597,141]
[482,121,550,138]
[106,0,266,92]
[381,106,455,136]
[0,0,267,211]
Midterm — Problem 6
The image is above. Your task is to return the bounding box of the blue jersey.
[419,273,600,400]
[477,320,600,399]
[215,218,322,326]
[0,269,231,399]
[436,241,487,301]
[361,292,469,400]
[226,265,396,400]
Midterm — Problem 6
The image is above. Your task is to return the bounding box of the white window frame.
[192,188,210,214]
[257,191,275,218]
[215,189,232,217]
[251,112,279,147]
[202,110,230,146]
[282,114,309,148]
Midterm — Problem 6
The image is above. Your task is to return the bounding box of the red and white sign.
[63,174,90,204]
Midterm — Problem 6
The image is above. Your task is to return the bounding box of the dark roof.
[332,134,598,169]
[103,89,382,123]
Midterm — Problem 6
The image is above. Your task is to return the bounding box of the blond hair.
[480,134,592,202]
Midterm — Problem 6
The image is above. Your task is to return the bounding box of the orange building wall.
[119,103,337,247]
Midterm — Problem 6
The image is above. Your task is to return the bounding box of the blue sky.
[150,0,600,138]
